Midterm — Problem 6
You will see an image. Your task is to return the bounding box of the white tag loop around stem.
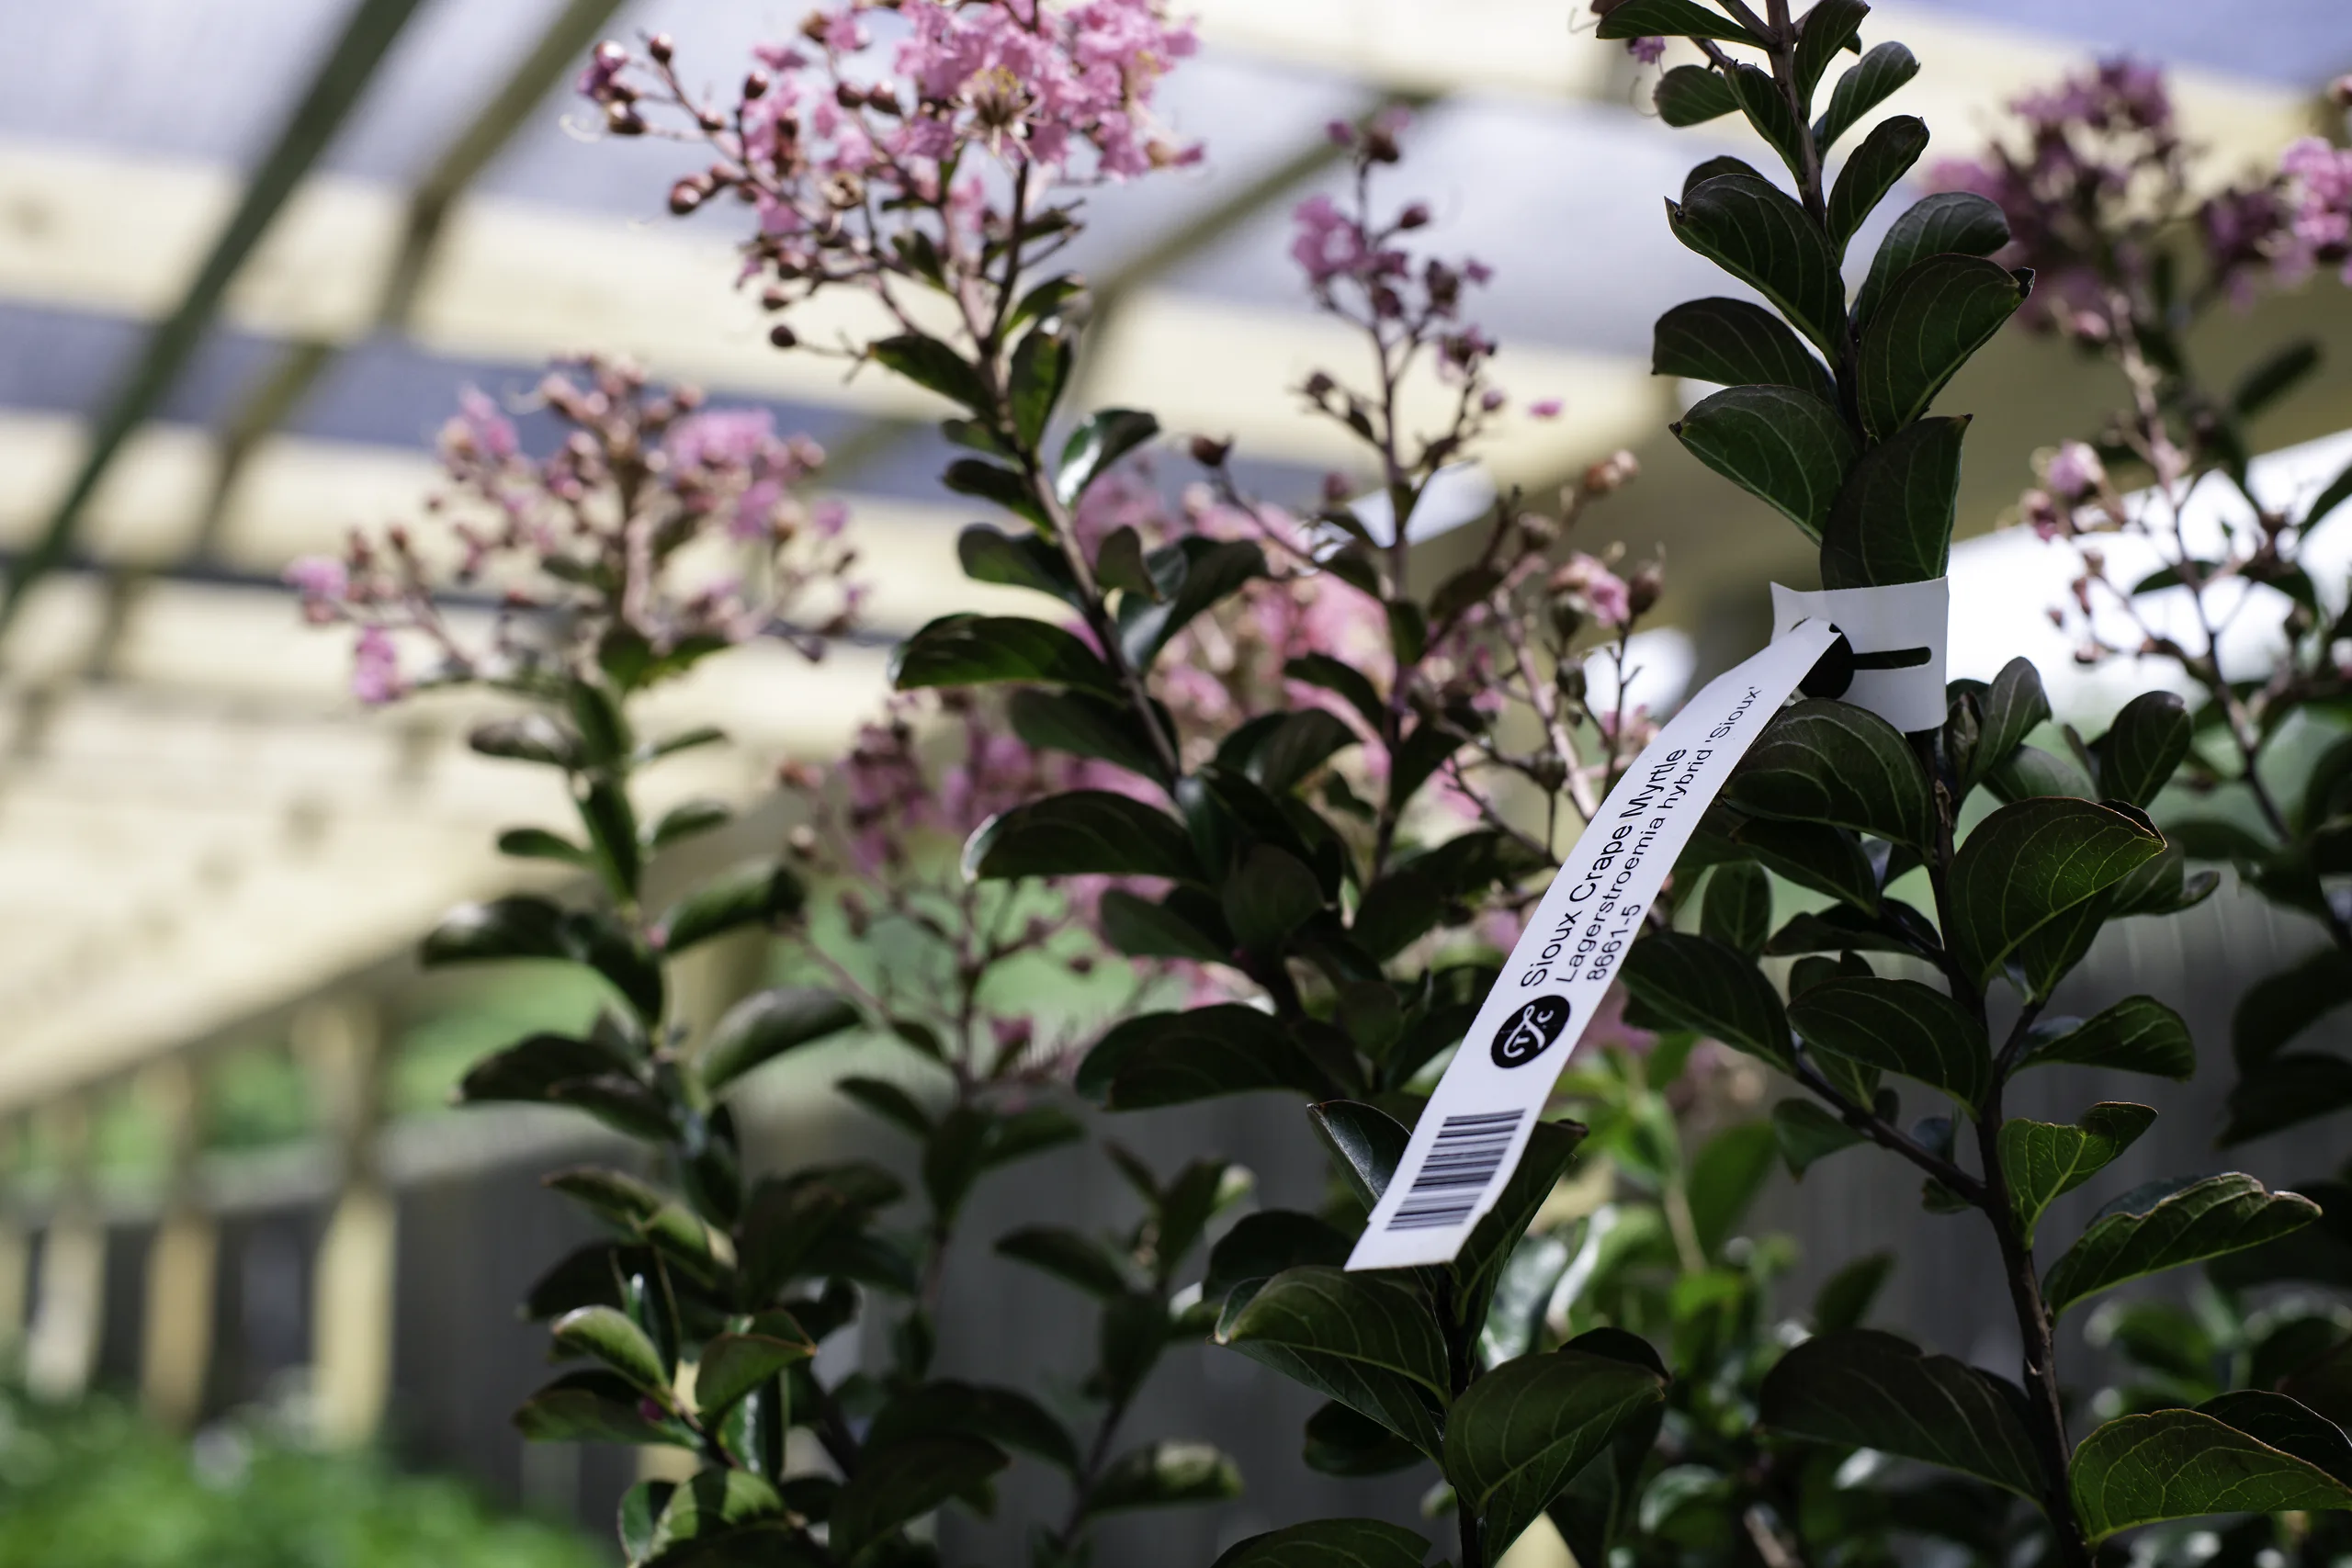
[1770,578,1951,734]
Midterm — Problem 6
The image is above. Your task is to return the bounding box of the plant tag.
[1345,617,1843,1271]
[1770,578,1950,733]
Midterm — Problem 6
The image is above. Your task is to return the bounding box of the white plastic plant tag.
[1770,577,1950,733]
[1345,617,1842,1271]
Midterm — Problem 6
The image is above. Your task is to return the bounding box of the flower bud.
[647,32,673,62]
[1582,449,1639,494]
[769,322,799,349]
[1516,513,1558,550]
[1363,128,1400,164]
[605,101,647,136]
[1627,563,1663,616]
[2331,73,2352,109]
[786,824,819,859]
[743,69,770,100]
[1189,434,1232,467]
[669,175,711,215]
[1398,201,1430,230]
[1303,370,1337,402]
[836,81,864,109]
[799,9,831,40]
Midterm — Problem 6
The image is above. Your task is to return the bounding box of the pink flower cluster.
[581,1,1198,321]
[2277,136,2352,286]
[288,358,857,705]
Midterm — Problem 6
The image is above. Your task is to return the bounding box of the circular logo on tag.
[1490,995,1573,1068]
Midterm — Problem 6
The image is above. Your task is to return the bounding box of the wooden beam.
[23,1096,103,1401]
[139,1056,217,1430]
[298,996,393,1448]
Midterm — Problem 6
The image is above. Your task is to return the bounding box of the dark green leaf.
[458,1032,626,1107]
[469,713,579,769]
[646,798,731,853]
[1670,384,1859,541]
[1309,1100,1413,1209]
[1204,1211,1353,1303]
[2233,947,2352,1068]
[1082,1005,1329,1108]
[867,333,989,412]
[1947,797,2164,983]
[828,1434,1008,1560]
[1985,744,2095,803]
[1655,64,1738,126]
[1651,297,1836,400]
[1687,1122,1779,1256]
[1773,1098,1865,1177]
[2016,995,2195,1079]
[497,826,592,867]
[1702,861,1773,955]
[1962,658,2052,795]
[2069,1404,2352,1540]
[956,524,1080,608]
[1304,1399,1423,1476]
[1007,686,1166,780]
[552,1303,667,1393]
[1622,931,1793,1072]
[1284,653,1386,735]
[1453,1121,1589,1322]
[1097,889,1228,963]
[659,858,803,955]
[1442,1347,1669,1559]
[1792,0,1870,102]
[1218,1266,1450,1455]
[1208,1520,1430,1568]
[1668,173,1847,355]
[2232,338,2321,421]
[2222,1052,2352,1145]
[696,1311,816,1416]
[1815,41,1920,152]
[1594,0,1760,41]
[966,790,1198,882]
[2305,458,2352,537]
[891,613,1116,694]
[1721,811,1885,913]
[1239,708,1362,795]
[1856,191,2010,323]
[1008,323,1070,447]
[1119,538,1266,667]
[1353,831,1547,960]
[1084,1441,1243,1515]
[1759,1328,2045,1498]
[1790,976,1989,1114]
[422,895,570,966]
[996,1226,1128,1299]
[2043,1174,2323,1315]
[515,1369,684,1446]
[1998,1103,2157,1247]
[1224,843,1327,954]
[701,987,859,1094]
[866,1381,1079,1472]
[1729,699,1936,848]
[2198,1390,2352,1483]
[1826,114,1928,255]
[836,1076,933,1137]
[1724,63,1808,184]
[640,1471,793,1562]
[1814,1251,1894,1333]
[1858,256,2029,439]
[1057,409,1161,507]
[1819,415,1971,588]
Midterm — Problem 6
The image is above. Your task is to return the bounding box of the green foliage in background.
[0,1391,596,1568]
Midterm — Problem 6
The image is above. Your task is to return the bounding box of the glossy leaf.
[1080,1004,1328,1108]
[1702,860,1773,955]
[957,523,1080,606]
[1947,797,2165,983]
[1224,843,1326,954]
[1097,888,1227,964]
[552,1303,667,1393]
[1208,1520,1431,1568]
[1622,931,1794,1071]
[1961,658,2052,794]
[2222,1051,2352,1145]
[1304,1399,1423,1477]
[514,1369,683,1447]
[1668,173,1848,355]
[1858,256,2029,439]
[1655,63,1737,126]
[1721,812,1884,913]
[866,333,989,412]
[700,987,860,1093]
[1443,1347,1669,1558]
[1217,1266,1450,1456]
[458,1032,625,1107]
[2015,995,2195,1080]
[828,1434,1009,1560]
[2232,947,2352,1068]
[1986,744,2095,803]
[1308,1100,1411,1209]
[1119,537,1266,667]
[1792,0,1868,98]
[1084,1441,1244,1515]
[866,1381,1079,1472]
[2070,1403,2352,1540]
[966,790,1198,882]
[1670,384,1858,541]
[1729,699,1935,848]
[1790,976,1990,1114]
[1856,191,2011,323]
[1204,1211,1353,1302]
[1758,1328,2045,1498]
[659,859,803,955]
[1724,62,1808,184]
[1594,0,1759,41]
[2043,1174,2323,1315]
[1652,297,1836,400]
[1826,115,1928,255]
[1007,687,1167,780]
[1815,40,1919,150]
[2093,691,2192,807]
[1814,1252,1895,1333]
[891,613,1116,694]
[1056,409,1160,506]
[1773,1098,1865,1177]
[639,1471,792,1562]
[1819,415,1970,589]
[1687,1122,1779,1256]
[996,1226,1129,1299]
[696,1311,816,1416]
[1998,1103,2157,1246]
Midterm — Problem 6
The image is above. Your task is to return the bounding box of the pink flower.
[668,408,775,469]
[1528,397,1564,420]
[445,387,517,462]
[2046,440,2105,499]
[285,555,347,604]
[1552,552,1632,627]
[1626,37,1666,65]
[1291,194,1368,286]
[352,626,404,705]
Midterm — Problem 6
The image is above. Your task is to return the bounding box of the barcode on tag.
[1385,1110,1526,1232]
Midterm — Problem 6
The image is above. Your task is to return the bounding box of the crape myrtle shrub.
[288,0,2352,1563]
